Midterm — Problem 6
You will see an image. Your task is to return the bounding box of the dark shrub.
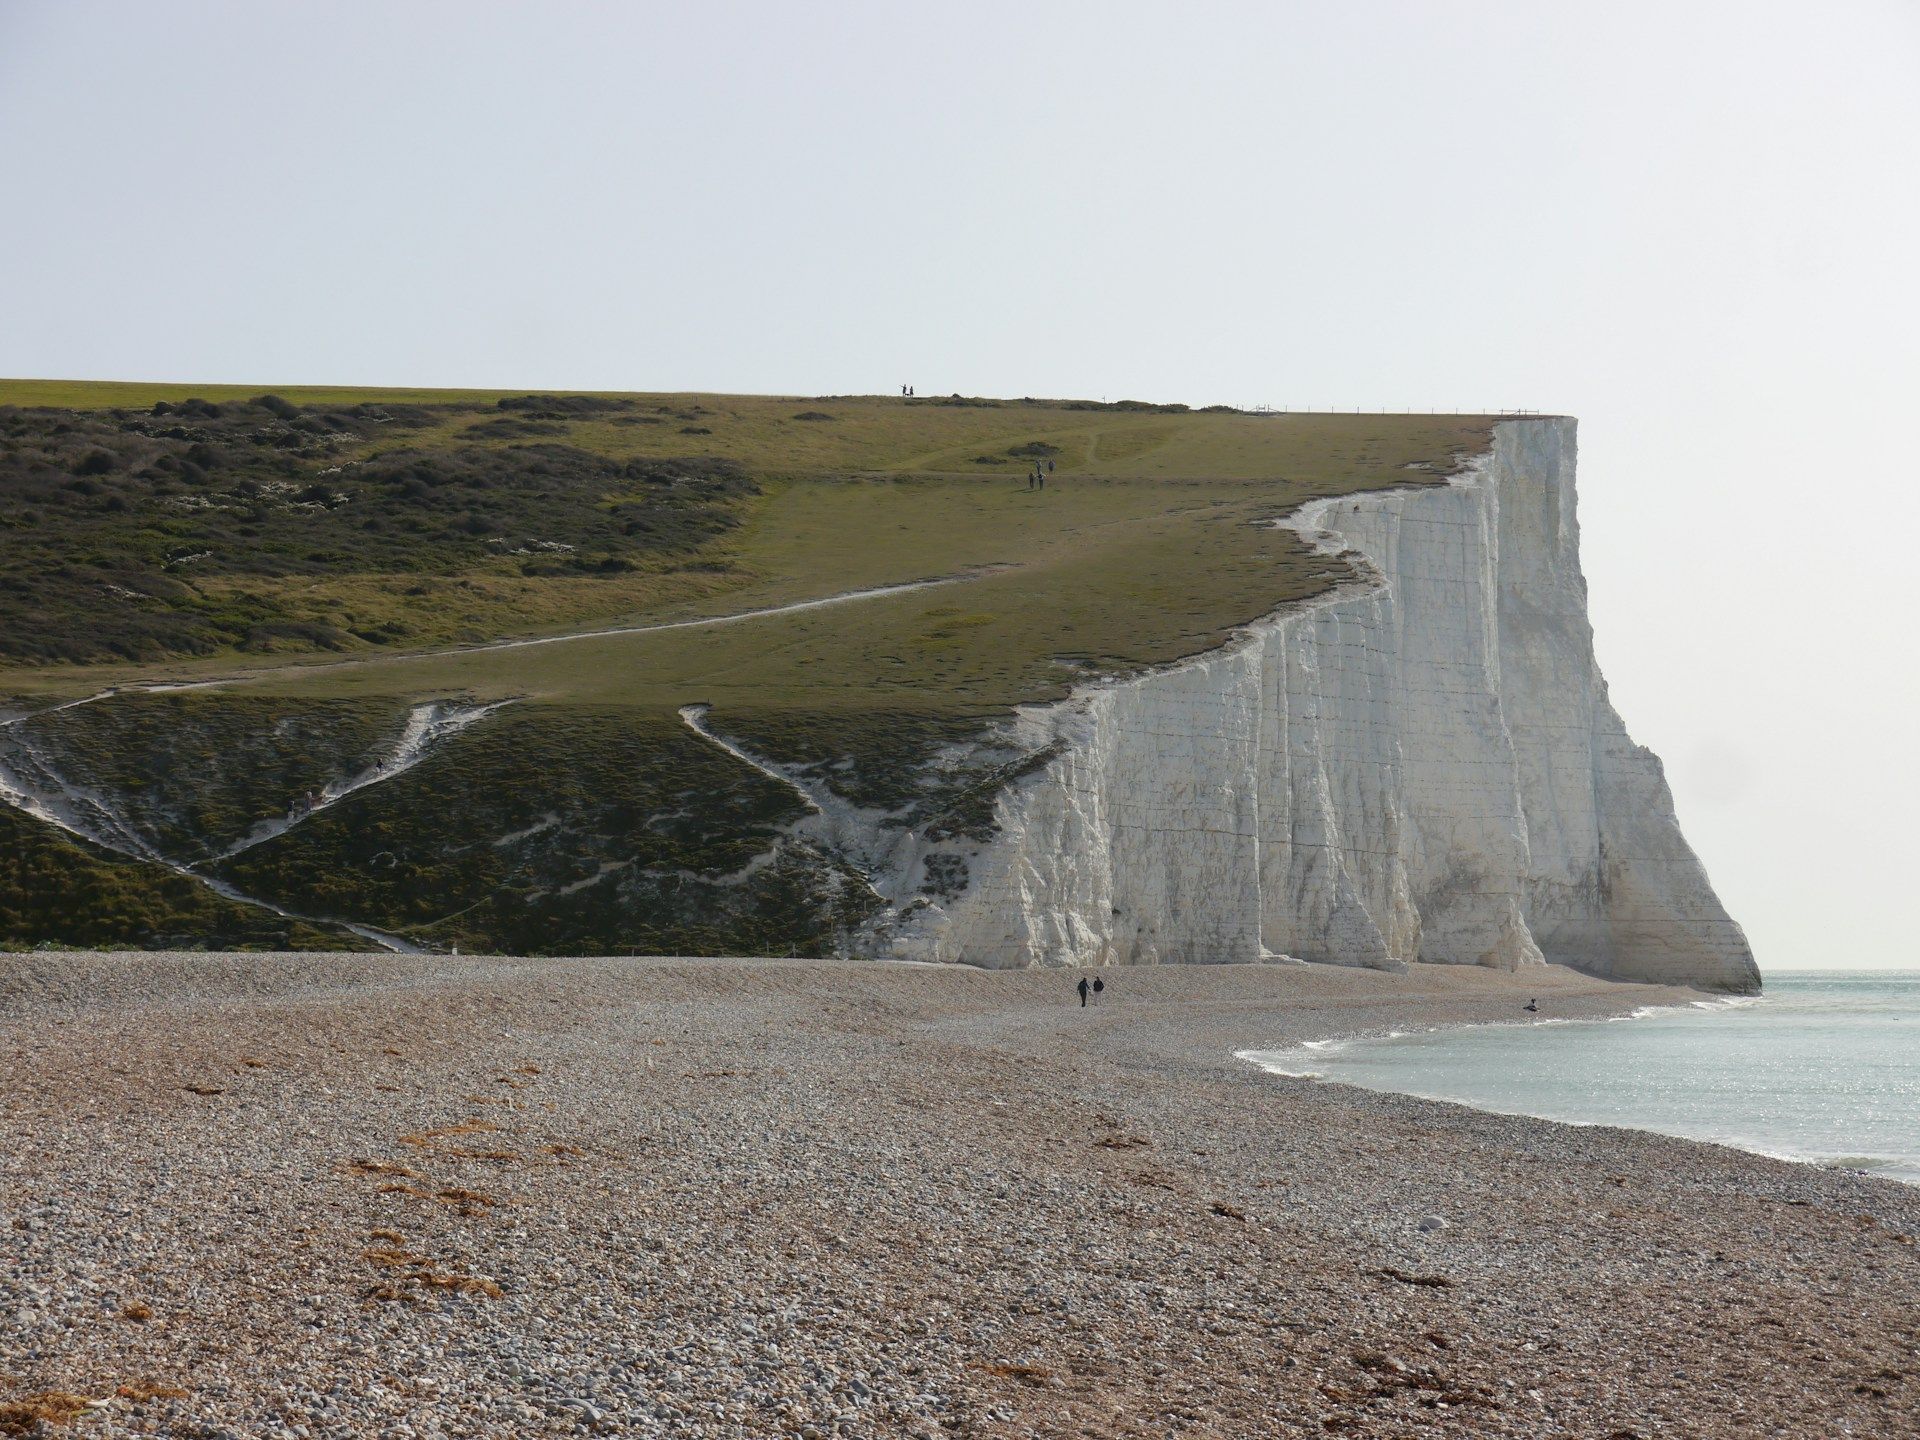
[622,455,747,486]
[242,620,350,651]
[74,450,116,475]
[496,394,629,417]
[464,417,564,439]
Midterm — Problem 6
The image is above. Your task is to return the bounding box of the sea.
[1241,969,1920,1186]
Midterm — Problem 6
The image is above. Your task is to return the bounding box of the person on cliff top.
[1077,976,1090,1007]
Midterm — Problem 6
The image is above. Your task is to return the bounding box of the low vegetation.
[0,807,354,951]
[22,693,404,859]
[209,704,878,956]
[0,393,751,663]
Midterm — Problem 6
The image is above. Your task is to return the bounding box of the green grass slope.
[0,383,1493,954]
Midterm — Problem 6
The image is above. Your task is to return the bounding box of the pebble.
[3,952,1913,1439]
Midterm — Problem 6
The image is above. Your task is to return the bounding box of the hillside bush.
[0,399,759,662]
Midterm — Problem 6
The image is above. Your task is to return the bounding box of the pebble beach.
[3,953,1915,1439]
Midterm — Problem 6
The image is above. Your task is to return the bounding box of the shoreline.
[4,954,1915,1438]
[1240,974,1919,1190]
[1232,989,1763,1076]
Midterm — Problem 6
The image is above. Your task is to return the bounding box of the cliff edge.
[876,418,1760,993]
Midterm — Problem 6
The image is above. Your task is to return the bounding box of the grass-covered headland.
[0,381,1492,954]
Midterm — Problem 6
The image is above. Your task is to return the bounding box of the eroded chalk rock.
[876,418,1759,993]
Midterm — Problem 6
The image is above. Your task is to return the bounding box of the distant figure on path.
[1092,975,1105,1004]
[1077,976,1090,1007]
[1046,458,1055,473]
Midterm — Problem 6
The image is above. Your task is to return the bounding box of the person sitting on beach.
[1077,976,1090,1008]
[1524,998,1539,1013]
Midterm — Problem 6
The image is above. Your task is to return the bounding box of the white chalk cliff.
[874,418,1759,993]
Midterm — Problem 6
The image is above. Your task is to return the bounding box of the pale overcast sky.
[2,1,1916,969]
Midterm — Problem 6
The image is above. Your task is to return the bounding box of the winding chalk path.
[211,701,510,860]
[678,704,821,816]
[0,702,505,953]
[419,570,988,658]
[24,570,1001,706]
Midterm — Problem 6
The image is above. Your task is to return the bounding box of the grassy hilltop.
[0,381,1492,954]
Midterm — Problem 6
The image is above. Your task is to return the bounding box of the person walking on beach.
[1077,976,1090,1007]
[1092,975,1105,1005]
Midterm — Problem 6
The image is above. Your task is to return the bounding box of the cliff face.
[877,419,1759,992]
